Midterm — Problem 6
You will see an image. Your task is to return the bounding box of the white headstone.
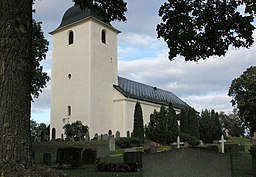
[253,132,256,140]
[108,135,115,152]
[225,129,229,138]
[177,136,180,149]
[218,135,227,153]
[115,131,120,140]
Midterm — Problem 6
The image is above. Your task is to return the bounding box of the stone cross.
[218,135,227,153]
[177,136,180,149]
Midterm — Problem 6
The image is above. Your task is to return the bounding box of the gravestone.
[85,132,90,142]
[143,148,233,177]
[145,147,157,154]
[225,129,230,138]
[56,146,82,167]
[253,132,256,140]
[102,134,108,140]
[108,130,112,136]
[177,136,180,148]
[250,145,256,177]
[93,133,98,140]
[108,135,115,152]
[82,148,96,164]
[127,131,130,138]
[123,148,143,169]
[218,135,227,153]
[43,153,51,165]
[115,131,121,140]
[225,144,239,156]
[239,142,245,152]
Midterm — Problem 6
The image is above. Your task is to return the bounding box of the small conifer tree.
[133,102,144,142]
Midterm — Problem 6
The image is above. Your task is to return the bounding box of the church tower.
[50,5,119,139]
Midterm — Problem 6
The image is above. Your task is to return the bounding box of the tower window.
[68,105,71,116]
[68,74,72,79]
[68,31,74,45]
[101,30,106,44]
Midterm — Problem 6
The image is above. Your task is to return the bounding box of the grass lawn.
[33,137,253,177]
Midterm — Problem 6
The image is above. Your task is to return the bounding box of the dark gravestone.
[56,146,82,168]
[143,148,233,177]
[82,148,96,164]
[225,144,239,156]
[145,147,157,155]
[123,151,143,169]
[43,153,51,165]
[250,145,256,177]
[239,142,245,152]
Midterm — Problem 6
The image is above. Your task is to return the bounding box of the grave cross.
[218,135,227,153]
[177,136,180,149]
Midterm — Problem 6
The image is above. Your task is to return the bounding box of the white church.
[50,5,190,140]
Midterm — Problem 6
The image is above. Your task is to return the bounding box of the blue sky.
[32,0,256,124]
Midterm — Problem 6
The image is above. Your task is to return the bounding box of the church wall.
[125,99,162,135]
[50,21,93,139]
[89,20,119,136]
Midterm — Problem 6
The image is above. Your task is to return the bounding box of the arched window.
[68,31,74,45]
[68,105,71,116]
[101,30,106,44]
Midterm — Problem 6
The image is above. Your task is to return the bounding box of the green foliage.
[199,109,222,143]
[73,0,127,23]
[180,108,200,139]
[228,66,256,136]
[63,121,89,140]
[145,103,178,145]
[219,111,245,137]
[31,20,50,99]
[115,137,141,148]
[157,0,256,61]
[30,120,49,141]
[180,133,200,146]
[133,102,144,142]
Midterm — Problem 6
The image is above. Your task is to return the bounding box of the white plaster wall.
[50,17,119,139]
[90,19,118,136]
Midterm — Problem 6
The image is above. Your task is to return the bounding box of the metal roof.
[55,5,109,31]
[114,77,190,109]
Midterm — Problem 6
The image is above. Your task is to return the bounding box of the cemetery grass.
[231,136,252,177]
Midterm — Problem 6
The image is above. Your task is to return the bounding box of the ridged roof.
[55,5,109,30]
[114,77,190,109]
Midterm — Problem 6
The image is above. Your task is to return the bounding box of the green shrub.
[115,137,141,148]
[180,133,200,146]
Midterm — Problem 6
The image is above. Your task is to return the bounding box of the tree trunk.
[0,0,32,167]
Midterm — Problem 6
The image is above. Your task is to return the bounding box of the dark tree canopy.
[199,109,222,143]
[157,0,256,61]
[145,103,178,145]
[63,121,89,140]
[228,66,256,135]
[73,0,127,23]
[31,20,50,99]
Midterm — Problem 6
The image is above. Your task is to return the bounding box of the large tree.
[219,111,245,137]
[199,109,222,143]
[73,0,127,23]
[228,66,256,136]
[157,0,256,61]
[145,103,178,145]
[133,102,144,142]
[0,0,33,168]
